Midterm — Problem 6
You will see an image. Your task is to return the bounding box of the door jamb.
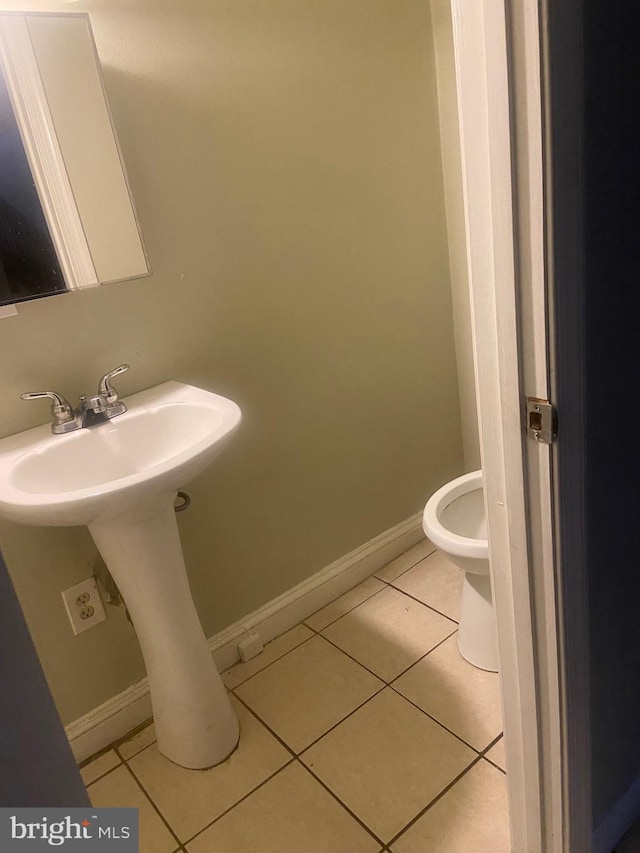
[450,2,567,850]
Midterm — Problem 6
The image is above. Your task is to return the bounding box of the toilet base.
[457,570,498,672]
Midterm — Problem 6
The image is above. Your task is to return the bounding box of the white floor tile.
[235,634,383,752]
[392,759,510,853]
[88,765,178,853]
[374,540,436,582]
[485,737,506,771]
[392,550,463,621]
[322,586,456,682]
[85,539,510,850]
[128,696,290,841]
[187,762,379,853]
[305,576,386,631]
[222,624,314,689]
[301,688,475,843]
[393,634,503,750]
[80,749,121,785]
[118,722,157,760]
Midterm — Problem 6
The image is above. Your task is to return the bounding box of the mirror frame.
[0,12,150,294]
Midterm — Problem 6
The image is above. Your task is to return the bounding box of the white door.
[452,2,584,851]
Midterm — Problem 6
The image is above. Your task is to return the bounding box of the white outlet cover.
[61,576,107,635]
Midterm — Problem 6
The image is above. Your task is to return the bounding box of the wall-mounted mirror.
[0,12,150,307]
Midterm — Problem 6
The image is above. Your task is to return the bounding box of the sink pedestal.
[0,383,244,769]
[89,498,239,770]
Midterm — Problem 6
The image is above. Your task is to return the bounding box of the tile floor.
[81,540,510,852]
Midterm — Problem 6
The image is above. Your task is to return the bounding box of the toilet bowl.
[422,470,498,672]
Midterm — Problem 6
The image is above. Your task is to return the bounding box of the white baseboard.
[66,680,152,763]
[67,512,424,762]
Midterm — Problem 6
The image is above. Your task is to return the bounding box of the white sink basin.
[0,381,241,526]
[0,380,242,770]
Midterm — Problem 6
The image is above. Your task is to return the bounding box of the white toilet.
[422,470,498,672]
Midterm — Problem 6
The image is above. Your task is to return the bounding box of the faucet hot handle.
[98,364,129,403]
[20,390,73,418]
[20,391,77,433]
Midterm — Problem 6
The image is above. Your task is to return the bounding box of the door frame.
[451,1,573,850]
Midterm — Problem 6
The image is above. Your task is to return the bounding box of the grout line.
[389,651,504,756]
[386,681,485,754]
[482,755,506,775]
[229,629,384,701]
[231,694,298,759]
[234,634,497,844]
[296,684,387,755]
[373,545,437,584]
[295,757,386,849]
[181,693,322,845]
[117,738,156,763]
[226,546,439,682]
[115,731,161,764]
[316,607,458,692]
[225,632,316,691]
[381,583,459,628]
[386,582,461,625]
[387,629,459,683]
[316,629,486,751]
[319,625,458,691]
[479,732,504,754]
[120,761,183,851]
[302,581,387,632]
[236,663,480,785]
[111,717,154,754]
[234,683,385,759]
[78,743,120,770]
[83,718,156,772]
[82,763,123,789]
[479,732,506,775]
[225,547,442,688]
[182,758,297,847]
[121,695,298,847]
[387,754,483,848]
[99,549,495,850]
[233,684,428,847]
[316,632,398,684]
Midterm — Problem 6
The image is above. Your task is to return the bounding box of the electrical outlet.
[61,577,107,635]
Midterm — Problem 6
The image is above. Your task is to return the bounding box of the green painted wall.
[0,0,464,724]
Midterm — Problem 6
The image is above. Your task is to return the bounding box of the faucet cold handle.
[98,364,129,403]
[20,391,78,434]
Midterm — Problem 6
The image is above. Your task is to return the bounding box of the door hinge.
[525,397,557,444]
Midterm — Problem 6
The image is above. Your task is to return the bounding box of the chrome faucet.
[21,365,130,434]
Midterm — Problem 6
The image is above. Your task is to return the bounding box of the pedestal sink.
[0,381,241,769]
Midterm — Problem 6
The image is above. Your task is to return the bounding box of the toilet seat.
[422,470,497,672]
[423,470,488,574]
